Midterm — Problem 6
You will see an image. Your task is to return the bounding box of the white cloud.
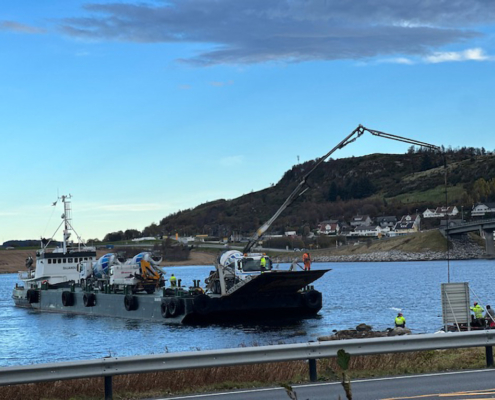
[425,47,491,63]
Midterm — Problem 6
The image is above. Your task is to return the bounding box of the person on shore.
[485,305,495,328]
[470,302,484,327]
[303,252,311,271]
[395,312,406,328]
[170,274,177,287]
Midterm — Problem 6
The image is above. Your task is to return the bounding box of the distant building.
[394,214,421,234]
[350,215,373,227]
[376,216,397,228]
[423,206,459,218]
[317,220,341,235]
[348,225,389,237]
[472,202,495,217]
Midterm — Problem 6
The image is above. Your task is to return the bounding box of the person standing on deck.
[470,302,484,327]
[170,274,177,287]
[303,252,311,271]
[485,305,495,328]
[260,255,267,272]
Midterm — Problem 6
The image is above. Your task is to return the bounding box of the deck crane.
[242,124,443,254]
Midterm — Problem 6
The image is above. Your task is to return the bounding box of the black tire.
[27,289,39,304]
[193,294,211,315]
[167,297,183,317]
[160,301,170,318]
[62,291,74,307]
[83,293,96,307]
[303,290,322,310]
[124,295,138,311]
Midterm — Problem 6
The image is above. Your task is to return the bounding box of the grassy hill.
[146,149,495,239]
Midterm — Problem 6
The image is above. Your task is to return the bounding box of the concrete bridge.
[444,218,495,255]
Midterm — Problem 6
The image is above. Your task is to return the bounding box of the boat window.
[68,258,73,263]
[241,258,262,272]
[84,257,88,261]
[48,259,52,264]
[58,259,62,264]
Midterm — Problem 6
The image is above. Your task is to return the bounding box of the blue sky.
[1,0,495,243]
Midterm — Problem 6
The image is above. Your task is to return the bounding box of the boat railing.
[18,271,34,280]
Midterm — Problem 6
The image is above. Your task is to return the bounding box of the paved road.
[153,369,495,400]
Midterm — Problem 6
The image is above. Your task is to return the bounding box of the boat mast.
[61,195,72,254]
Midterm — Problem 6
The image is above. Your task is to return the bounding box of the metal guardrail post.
[486,346,494,368]
[104,375,113,400]
[308,358,317,382]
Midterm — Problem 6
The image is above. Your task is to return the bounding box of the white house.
[348,225,390,237]
[423,206,459,218]
[472,203,495,217]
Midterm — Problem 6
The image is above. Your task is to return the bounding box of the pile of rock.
[317,323,411,341]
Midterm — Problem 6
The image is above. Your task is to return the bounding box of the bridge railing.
[1,330,495,399]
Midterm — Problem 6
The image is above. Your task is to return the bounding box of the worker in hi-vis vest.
[395,312,406,328]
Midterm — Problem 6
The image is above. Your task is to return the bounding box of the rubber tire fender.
[27,289,39,304]
[62,291,74,307]
[124,294,138,311]
[303,290,322,310]
[83,293,96,307]
[193,294,211,315]
[167,297,183,317]
[160,301,170,318]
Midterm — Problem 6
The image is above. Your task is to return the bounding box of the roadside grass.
[1,348,486,400]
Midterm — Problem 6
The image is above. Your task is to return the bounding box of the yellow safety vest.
[471,305,484,319]
[395,316,406,326]
[170,276,177,287]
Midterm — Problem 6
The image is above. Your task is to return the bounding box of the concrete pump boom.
[242,124,442,254]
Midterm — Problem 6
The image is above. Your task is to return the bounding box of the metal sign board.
[441,282,471,331]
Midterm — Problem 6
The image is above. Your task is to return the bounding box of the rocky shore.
[275,236,488,263]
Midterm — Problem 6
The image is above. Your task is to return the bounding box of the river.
[0,259,493,367]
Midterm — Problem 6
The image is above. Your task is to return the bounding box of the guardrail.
[2,330,495,399]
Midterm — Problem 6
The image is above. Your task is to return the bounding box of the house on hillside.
[376,216,397,228]
[317,220,341,235]
[435,206,459,217]
[423,208,439,218]
[423,206,459,218]
[350,215,373,227]
[394,214,421,234]
[472,202,495,217]
[348,225,390,237]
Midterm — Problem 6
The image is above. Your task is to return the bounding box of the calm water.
[1,259,494,367]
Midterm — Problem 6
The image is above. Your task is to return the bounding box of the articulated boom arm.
[242,125,441,254]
